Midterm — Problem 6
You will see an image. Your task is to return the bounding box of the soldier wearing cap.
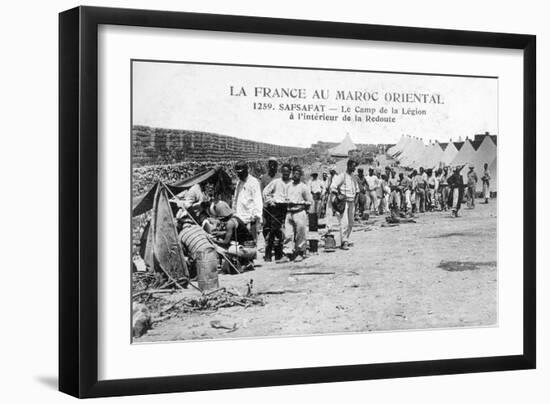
[259,157,281,261]
[365,168,379,214]
[284,165,313,261]
[262,162,292,261]
[323,169,337,227]
[260,157,280,190]
[232,161,263,243]
[209,200,254,248]
[448,165,465,217]
[319,171,330,218]
[388,170,401,212]
[413,167,428,213]
[466,164,478,209]
[481,162,491,204]
[330,159,359,250]
[209,200,256,272]
[308,172,324,216]
[355,168,368,217]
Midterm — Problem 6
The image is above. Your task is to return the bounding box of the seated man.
[175,210,219,290]
[174,182,214,232]
[208,200,256,272]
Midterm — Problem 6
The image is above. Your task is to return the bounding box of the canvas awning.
[132,167,232,217]
[172,167,231,190]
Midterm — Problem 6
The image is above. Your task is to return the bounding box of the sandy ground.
[136,200,497,342]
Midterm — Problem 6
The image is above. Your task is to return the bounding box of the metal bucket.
[309,240,319,253]
[323,233,336,252]
[196,249,219,291]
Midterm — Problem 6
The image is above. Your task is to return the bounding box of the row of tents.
[327,133,389,158]
[387,133,497,184]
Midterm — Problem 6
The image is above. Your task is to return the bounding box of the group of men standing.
[179,156,493,268]
[353,163,492,218]
[178,158,315,265]
[228,157,362,263]
[205,157,313,264]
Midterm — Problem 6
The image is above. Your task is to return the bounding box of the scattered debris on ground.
[386,215,417,225]
[438,260,497,272]
[132,272,188,297]
[133,203,498,342]
[432,232,471,238]
[257,289,305,295]
[210,320,239,332]
[132,302,152,337]
[131,278,266,336]
[353,225,375,232]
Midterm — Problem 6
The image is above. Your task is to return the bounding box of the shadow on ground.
[35,376,58,390]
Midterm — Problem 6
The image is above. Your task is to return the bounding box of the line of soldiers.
[176,158,492,272]
[351,162,492,218]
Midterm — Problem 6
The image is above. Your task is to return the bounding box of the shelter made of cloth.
[138,181,189,282]
[132,167,232,280]
[328,134,357,157]
[132,167,232,216]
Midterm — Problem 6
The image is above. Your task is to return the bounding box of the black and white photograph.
[1,0,545,401]
[131,60,498,342]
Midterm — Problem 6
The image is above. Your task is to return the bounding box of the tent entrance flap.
[142,182,189,282]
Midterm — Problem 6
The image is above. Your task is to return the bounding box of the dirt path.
[136,202,497,342]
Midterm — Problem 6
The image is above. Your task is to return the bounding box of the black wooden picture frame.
[59,6,536,398]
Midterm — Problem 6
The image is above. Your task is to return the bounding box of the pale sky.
[132,61,497,147]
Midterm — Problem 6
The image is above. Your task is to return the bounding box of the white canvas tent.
[451,139,477,181]
[412,144,431,168]
[418,142,444,170]
[440,141,459,165]
[328,133,357,157]
[409,139,427,166]
[397,138,416,166]
[387,135,406,157]
[399,137,425,167]
[451,139,476,165]
[387,135,414,157]
[460,135,497,187]
[392,135,414,158]
[425,142,445,169]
